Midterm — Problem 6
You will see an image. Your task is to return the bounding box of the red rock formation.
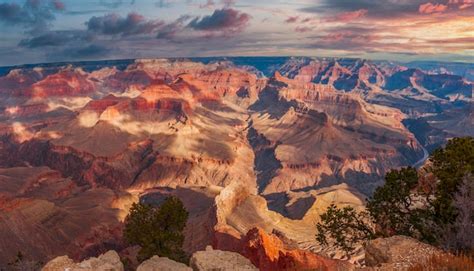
[0,167,126,264]
[84,95,123,113]
[4,103,49,117]
[101,68,153,91]
[214,227,354,271]
[0,136,157,189]
[29,69,95,98]
[0,68,48,97]
[131,96,191,116]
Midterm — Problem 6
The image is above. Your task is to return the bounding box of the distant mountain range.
[2,57,473,80]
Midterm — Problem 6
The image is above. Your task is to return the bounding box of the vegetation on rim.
[123,196,189,263]
[316,137,474,255]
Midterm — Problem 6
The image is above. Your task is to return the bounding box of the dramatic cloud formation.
[0,0,473,65]
[188,8,250,33]
[86,12,164,36]
[0,0,64,32]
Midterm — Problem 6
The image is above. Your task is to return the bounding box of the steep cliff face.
[0,167,129,264]
[278,58,387,92]
[249,73,424,194]
[29,69,96,98]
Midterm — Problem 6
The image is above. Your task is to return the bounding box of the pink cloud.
[419,2,448,14]
[319,31,376,48]
[295,26,311,33]
[325,9,368,23]
[285,16,299,23]
[448,0,473,9]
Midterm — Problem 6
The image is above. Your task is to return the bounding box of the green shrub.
[430,137,474,224]
[316,204,374,254]
[124,196,189,263]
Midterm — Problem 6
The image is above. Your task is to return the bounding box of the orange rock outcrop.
[215,227,355,271]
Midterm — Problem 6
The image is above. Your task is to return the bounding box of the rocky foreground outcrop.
[40,235,450,271]
[42,251,124,271]
[190,246,258,271]
[137,256,191,271]
[364,236,443,270]
[42,248,258,271]
[224,227,355,271]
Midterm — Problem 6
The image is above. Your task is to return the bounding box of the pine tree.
[124,196,189,263]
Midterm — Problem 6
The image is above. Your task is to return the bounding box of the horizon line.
[1,55,474,69]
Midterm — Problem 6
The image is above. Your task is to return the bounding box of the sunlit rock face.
[250,72,424,194]
[0,57,471,265]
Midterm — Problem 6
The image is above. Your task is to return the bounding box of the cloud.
[99,0,136,8]
[19,30,92,48]
[419,3,448,14]
[86,12,164,36]
[285,16,299,23]
[312,30,377,51]
[200,0,215,9]
[0,3,25,24]
[417,1,474,15]
[295,26,311,33]
[156,15,191,39]
[155,0,178,8]
[449,0,474,9]
[325,9,368,22]
[301,0,427,19]
[0,0,63,32]
[188,8,251,33]
[69,44,110,58]
[46,43,112,61]
[304,0,473,19]
[221,0,236,7]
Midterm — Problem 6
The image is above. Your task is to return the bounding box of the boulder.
[190,246,258,271]
[42,250,124,271]
[240,228,354,271]
[137,256,191,271]
[365,236,443,270]
[41,256,75,271]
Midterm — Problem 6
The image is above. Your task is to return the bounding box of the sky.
[0,0,473,66]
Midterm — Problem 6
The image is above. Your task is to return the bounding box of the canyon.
[0,57,472,268]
